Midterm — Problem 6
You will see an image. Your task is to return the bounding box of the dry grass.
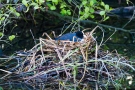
[0,26,135,90]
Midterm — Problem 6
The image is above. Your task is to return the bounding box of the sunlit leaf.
[50,5,56,10]
[89,8,94,13]
[84,13,89,19]
[6,0,10,3]
[90,14,94,18]
[60,3,66,8]
[34,5,39,9]
[82,0,87,5]
[103,16,109,21]
[52,0,58,3]
[101,2,105,6]
[52,0,58,5]
[73,65,78,77]
[0,32,3,36]
[90,0,94,6]
[1,17,5,21]
[60,9,66,15]
[39,0,45,4]
[10,7,14,11]
[22,0,28,7]
[9,35,15,41]
[67,10,71,15]
[85,7,89,13]
[0,86,3,90]
[105,5,109,10]
[100,11,105,16]
[15,12,20,17]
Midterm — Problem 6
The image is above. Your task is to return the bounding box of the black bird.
[95,6,135,19]
[108,6,135,18]
[55,31,84,42]
[0,49,2,57]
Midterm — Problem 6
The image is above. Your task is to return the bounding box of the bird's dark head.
[75,31,83,39]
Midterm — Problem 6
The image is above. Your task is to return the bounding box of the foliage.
[0,30,134,89]
[0,0,111,43]
[0,87,3,90]
[8,35,15,41]
[0,0,111,27]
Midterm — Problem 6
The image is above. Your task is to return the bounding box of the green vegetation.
[0,0,135,90]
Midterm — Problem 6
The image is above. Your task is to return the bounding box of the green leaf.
[36,0,38,3]
[39,0,45,4]
[1,17,5,21]
[50,6,56,10]
[60,9,67,15]
[15,12,20,17]
[52,0,58,5]
[6,0,10,3]
[22,0,28,7]
[10,7,15,12]
[101,2,105,6]
[89,8,94,13]
[68,0,72,4]
[79,11,84,15]
[84,13,89,19]
[90,14,94,18]
[126,0,129,4]
[82,0,87,5]
[103,16,109,21]
[0,86,3,90]
[30,2,37,6]
[105,5,109,10]
[99,11,105,16]
[85,7,89,13]
[90,0,94,6]
[52,0,58,3]
[73,65,78,77]
[60,3,66,8]
[67,10,71,15]
[0,32,3,36]
[9,35,15,41]
[34,5,39,9]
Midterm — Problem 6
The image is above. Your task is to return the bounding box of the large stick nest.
[1,29,134,89]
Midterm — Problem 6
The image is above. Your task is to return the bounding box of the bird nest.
[1,29,134,89]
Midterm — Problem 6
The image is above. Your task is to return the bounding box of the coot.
[55,31,84,42]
